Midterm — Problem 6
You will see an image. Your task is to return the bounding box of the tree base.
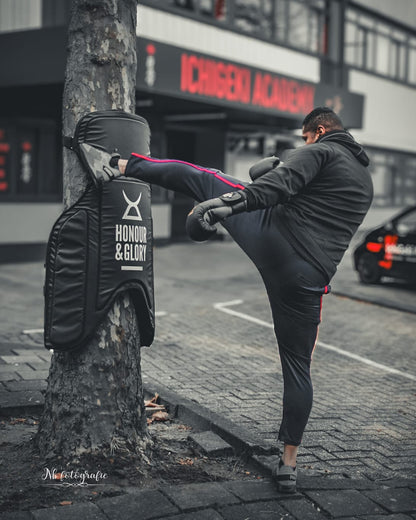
[36,294,149,462]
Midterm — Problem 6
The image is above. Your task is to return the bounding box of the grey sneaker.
[273,458,297,493]
[79,142,121,185]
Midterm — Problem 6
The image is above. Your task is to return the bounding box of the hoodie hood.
[318,130,370,167]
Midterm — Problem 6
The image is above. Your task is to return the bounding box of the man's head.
[302,107,344,145]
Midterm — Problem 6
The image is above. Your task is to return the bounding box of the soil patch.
[0,413,264,513]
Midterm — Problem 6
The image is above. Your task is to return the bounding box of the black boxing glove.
[249,156,280,181]
[186,191,247,242]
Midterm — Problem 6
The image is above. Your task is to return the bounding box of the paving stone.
[97,489,179,519]
[0,365,23,373]
[188,430,234,456]
[0,390,43,411]
[305,489,384,517]
[16,370,49,381]
[168,510,224,520]
[0,343,40,354]
[223,480,280,501]
[1,356,44,364]
[298,476,376,491]
[280,497,329,519]
[359,514,414,520]
[26,363,50,371]
[220,500,294,519]
[162,481,240,510]
[5,380,46,392]
[0,512,34,520]
[32,502,106,519]
[363,487,416,513]
[0,371,19,382]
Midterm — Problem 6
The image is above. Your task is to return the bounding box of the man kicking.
[83,107,373,492]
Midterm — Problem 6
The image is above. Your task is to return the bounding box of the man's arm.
[186,145,328,241]
[243,144,327,210]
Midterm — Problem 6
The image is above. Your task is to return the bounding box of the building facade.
[0,0,415,260]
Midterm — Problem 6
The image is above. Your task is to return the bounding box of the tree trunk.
[36,0,150,461]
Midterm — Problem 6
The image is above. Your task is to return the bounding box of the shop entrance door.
[166,127,226,240]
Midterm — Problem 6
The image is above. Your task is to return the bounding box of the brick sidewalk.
[1,244,416,519]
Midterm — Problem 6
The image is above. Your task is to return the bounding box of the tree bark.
[36,0,150,461]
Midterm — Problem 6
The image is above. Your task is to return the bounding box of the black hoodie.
[243,130,374,281]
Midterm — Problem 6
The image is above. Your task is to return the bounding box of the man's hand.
[186,191,247,242]
[117,158,128,174]
[249,156,280,181]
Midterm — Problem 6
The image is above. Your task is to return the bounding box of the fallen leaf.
[177,424,192,431]
[59,501,72,506]
[144,394,160,407]
[10,418,27,425]
[149,411,169,423]
[178,458,194,466]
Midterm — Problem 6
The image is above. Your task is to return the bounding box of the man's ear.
[316,125,326,137]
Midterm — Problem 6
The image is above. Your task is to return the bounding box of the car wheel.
[357,253,382,284]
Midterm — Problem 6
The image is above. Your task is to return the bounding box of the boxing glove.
[186,191,247,242]
[249,156,280,181]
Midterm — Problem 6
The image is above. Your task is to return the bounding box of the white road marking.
[213,300,416,382]
[23,311,168,334]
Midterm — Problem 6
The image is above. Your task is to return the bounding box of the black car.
[353,205,416,284]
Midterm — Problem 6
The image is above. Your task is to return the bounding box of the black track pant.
[126,154,330,446]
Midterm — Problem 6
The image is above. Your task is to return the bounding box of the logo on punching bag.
[122,190,142,221]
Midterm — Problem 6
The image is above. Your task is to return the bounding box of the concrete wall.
[349,70,416,154]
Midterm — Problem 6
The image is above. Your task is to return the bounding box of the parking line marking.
[213,300,416,382]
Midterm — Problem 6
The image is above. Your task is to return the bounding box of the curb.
[143,377,280,458]
[331,287,416,315]
[0,375,280,460]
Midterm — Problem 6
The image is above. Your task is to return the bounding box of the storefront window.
[0,119,61,202]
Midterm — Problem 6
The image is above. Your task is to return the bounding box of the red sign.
[180,54,251,104]
[137,39,364,127]
[0,127,10,192]
[180,52,315,114]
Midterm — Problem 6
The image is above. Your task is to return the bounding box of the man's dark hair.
[302,107,344,133]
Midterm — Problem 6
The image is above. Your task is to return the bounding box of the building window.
[143,0,327,55]
[368,147,416,207]
[345,7,416,86]
[276,0,325,54]
[409,42,416,84]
